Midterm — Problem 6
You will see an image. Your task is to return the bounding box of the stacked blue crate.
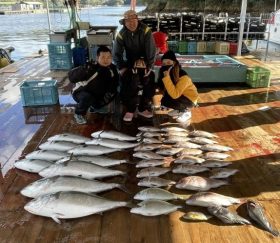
[72,47,87,67]
[48,43,73,70]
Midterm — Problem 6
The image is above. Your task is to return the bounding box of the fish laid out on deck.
[24,191,132,224]
[130,199,182,217]
[134,188,190,201]
[21,176,129,198]
[208,205,251,225]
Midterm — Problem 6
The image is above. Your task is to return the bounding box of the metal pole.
[237,0,247,56]
[46,0,52,34]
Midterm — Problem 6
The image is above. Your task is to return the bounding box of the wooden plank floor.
[0,55,280,243]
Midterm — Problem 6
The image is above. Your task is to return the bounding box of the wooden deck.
[0,55,280,243]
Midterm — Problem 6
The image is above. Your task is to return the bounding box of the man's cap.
[119,10,138,24]
[161,50,178,62]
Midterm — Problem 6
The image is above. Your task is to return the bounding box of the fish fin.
[270,228,280,237]
[177,194,191,200]
[56,156,71,164]
[51,215,61,224]
[118,185,131,194]
[126,201,136,208]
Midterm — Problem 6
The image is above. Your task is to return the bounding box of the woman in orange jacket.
[157,50,198,123]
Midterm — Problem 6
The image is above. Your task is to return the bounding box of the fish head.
[175,177,189,189]
[246,200,258,211]
[21,177,54,198]
[134,189,148,200]
[24,193,58,216]
[14,160,29,171]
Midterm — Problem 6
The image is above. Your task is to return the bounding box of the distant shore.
[0,8,69,15]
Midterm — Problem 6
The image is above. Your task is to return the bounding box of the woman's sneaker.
[74,114,87,124]
[138,110,153,118]
[123,112,134,122]
[176,110,192,123]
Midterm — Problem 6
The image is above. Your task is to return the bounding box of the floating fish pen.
[140,12,267,42]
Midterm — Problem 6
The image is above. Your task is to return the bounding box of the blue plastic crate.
[49,55,73,70]
[187,41,197,53]
[48,43,73,70]
[48,43,72,56]
[167,41,178,53]
[20,80,59,106]
[73,47,87,67]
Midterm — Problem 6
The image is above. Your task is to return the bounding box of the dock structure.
[0,54,280,242]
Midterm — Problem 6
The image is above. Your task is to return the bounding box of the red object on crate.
[229,42,238,55]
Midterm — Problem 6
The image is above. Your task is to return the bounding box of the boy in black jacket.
[69,46,119,124]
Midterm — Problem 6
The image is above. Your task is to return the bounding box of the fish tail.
[269,228,280,237]
[177,194,191,200]
[118,185,131,194]
[125,201,136,209]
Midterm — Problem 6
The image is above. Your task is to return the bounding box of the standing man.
[69,46,119,124]
[113,9,156,122]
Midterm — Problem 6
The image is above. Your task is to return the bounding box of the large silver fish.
[48,133,91,144]
[247,200,280,237]
[91,130,137,141]
[208,205,251,225]
[133,151,165,160]
[130,199,182,216]
[185,192,246,207]
[176,176,228,191]
[14,159,53,173]
[138,177,176,188]
[24,191,131,223]
[136,167,170,178]
[26,150,69,161]
[134,188,189,201]
[68,145,119,156]
[39,141,78,152]
[21,176,128,198]
[39,160,125,179]
[85,138,139,149]
[172,164,209,175]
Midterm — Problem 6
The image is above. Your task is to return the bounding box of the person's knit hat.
[161,50,178,62]
[119,10,138,25]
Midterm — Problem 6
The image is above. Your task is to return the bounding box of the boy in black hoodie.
[69,46,119,124]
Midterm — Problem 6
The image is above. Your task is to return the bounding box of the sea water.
[0,5,145,61]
